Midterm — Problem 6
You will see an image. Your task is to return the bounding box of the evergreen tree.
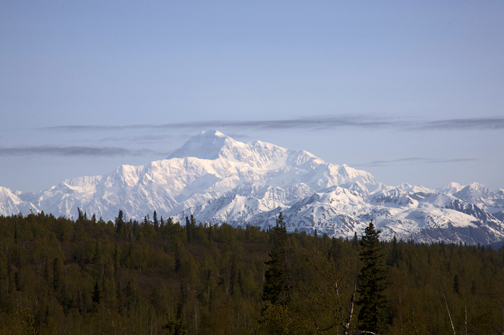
[92,280,101,305]
[453,274,459,294]
[352,231,359,249]
[357,220,388,334]
[115,210,125,234]
[185,216,192,242]
[185,215,197,242]
[77,207,84,221]
[262,212,293,306]
[160,216,165,231]
[387,235,401,267]
[3,211,504,334]
[53,258,61,293]
[167,217,174,232]
[153,211,159,231]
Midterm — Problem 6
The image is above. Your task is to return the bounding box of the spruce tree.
[357,220,388,334]
[185,216,192,242]
[262,212,293,306]
[115,210,125,234]
[153,211,159,231]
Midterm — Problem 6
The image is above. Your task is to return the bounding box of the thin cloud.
[41,116,504,132]
[356,157,478,167]
[0,146,169,157]
[39,116,394,132]
[99,134,175,143]
[413,118,504,131]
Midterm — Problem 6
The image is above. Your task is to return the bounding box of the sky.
[1,1,503,192]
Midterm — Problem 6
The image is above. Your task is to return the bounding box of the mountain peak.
[439,182,464,194]
[167,130,237,160]
[166,130,295,168]
[198,129,226,138]
[466,182,488,190]
[453,182,495,204]
[456,182,491,195]
[1,130,502,246]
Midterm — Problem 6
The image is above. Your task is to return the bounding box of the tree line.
[0,210,503,334]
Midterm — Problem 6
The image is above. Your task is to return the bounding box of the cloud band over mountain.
[7,116,500,158]
[356,157,478,167]
[0,146,167,157]
[43,116,504,132]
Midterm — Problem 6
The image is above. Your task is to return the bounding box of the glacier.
[1,130,504,245]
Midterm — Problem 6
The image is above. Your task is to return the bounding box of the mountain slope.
[1,130,503,245]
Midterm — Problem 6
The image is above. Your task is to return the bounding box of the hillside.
[0,212,503,334]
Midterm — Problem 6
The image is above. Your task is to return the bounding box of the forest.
[0,210,503,334]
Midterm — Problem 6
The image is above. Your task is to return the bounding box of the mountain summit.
[168,130,335,171]
[167,130,235,160]
[1,130,503,245]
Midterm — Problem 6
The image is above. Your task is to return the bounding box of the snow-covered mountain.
[1,130,504,245]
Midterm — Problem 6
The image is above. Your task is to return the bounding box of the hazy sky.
[1,1,503,192]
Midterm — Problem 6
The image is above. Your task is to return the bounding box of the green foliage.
[262,213,293,306]
[0,211,503,334]
[357,220,389,334]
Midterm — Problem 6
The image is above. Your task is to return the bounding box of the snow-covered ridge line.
[1,130,503,246]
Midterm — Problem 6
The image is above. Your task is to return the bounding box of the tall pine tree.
[262,212,293,306]
[357,220,388,334]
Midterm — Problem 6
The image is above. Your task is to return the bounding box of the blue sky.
[1,1,503,192]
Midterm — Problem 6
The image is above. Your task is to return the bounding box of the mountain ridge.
[1,130,503,245]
